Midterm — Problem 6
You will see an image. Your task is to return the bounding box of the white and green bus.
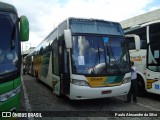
[125,21,160,95]
[0,2,29,112]
[28,17,131,100]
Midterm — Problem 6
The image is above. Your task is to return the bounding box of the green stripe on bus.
[0,77,21,94]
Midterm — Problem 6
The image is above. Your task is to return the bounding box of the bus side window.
[52,40,59,75]
[64,49,69,73]
[140,40,147,49]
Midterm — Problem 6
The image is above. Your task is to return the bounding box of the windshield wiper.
[10,24,16,49]
[108,45,122,73]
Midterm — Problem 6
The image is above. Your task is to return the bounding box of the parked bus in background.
[0,2,29,112]
[125,21,160,95]
[28,17,132,100]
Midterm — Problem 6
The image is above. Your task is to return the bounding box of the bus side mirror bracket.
[125,34,140,51]
[64,29,72,49]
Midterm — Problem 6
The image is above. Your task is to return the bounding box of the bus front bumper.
[69,82,130,100]
[0,92,20,112]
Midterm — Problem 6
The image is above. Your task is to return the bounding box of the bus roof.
[68,17,120,24]
[0,2,17,14]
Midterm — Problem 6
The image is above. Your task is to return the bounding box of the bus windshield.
[0,12,19,75]
[147,23,160,72]
[72,35,130,75]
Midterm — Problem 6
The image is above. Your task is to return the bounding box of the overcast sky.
[2,0,160,50]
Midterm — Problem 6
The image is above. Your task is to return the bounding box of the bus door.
[59,42,70,96]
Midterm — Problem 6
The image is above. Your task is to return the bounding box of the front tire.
[137,75,146,96]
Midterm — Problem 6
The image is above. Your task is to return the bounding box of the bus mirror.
[64,29,72,48]
[134,35,140,51]
[125,34,140,51]
[20,16,29,42]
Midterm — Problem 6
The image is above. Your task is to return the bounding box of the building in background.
[121,8,160,29]
[21,47,35,58]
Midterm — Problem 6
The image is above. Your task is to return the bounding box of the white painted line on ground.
[21,76,34,120]
[115,97,160,111]
[137,103,160,111]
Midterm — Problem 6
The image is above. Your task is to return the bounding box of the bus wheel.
[137,75,146,96]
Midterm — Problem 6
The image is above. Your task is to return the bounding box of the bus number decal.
[155,84,160,90]
[147,79,158,89]
[86,77,107,87]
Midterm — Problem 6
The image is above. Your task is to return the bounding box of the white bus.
[125,21,160,95]
[27,17,132,100]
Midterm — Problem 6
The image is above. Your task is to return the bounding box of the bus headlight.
[123,77,131,84]
[0,86,21,102]
[71,79,88,86]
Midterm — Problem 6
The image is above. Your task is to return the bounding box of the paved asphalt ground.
[17,74,160,120]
